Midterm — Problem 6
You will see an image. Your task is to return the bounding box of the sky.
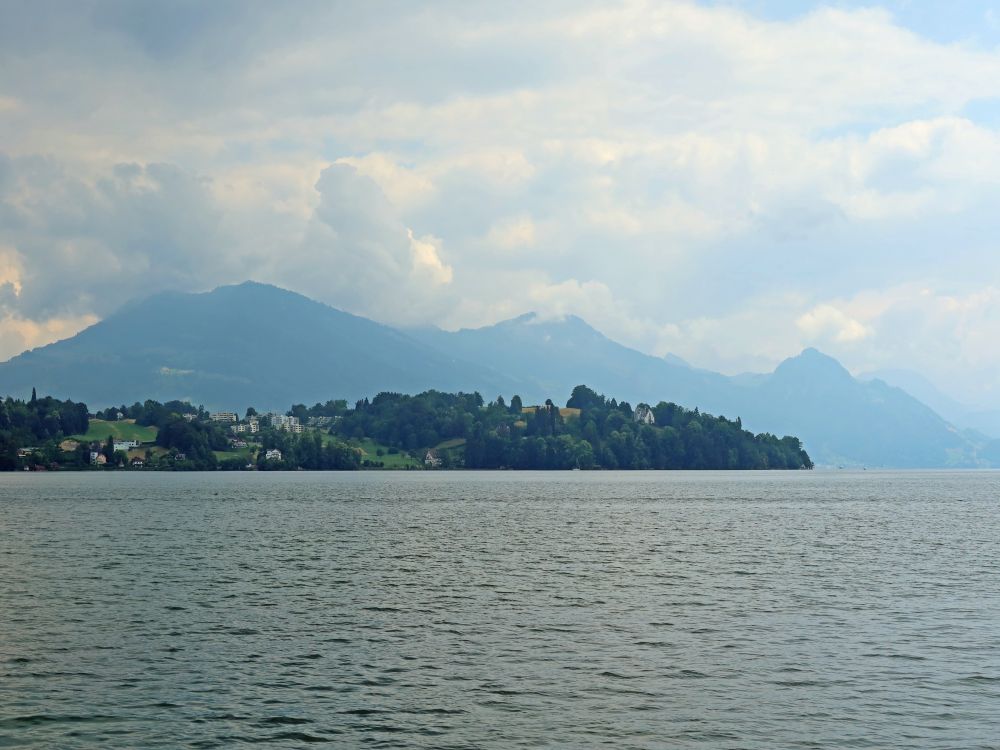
[2,0,1000,407]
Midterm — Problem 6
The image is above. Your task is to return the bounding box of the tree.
[103,435,115,463]
[509,395,523,414]
[567,385,604,411]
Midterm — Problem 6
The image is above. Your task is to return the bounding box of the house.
[633,404,655,425]
[230,439,248,449]
[130,457,144,468]
[210,412,238,423]
[91,452,107,466]
[231,423,248,434]
[248,418,260,433]
[265,448,283,461]
[114,440,140,452]
[424,450,442,467]
[175,453,187,461]
[17,447,39,459]
[182,414,197,422]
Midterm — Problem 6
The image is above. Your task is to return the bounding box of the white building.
[268,414,302,433]
[265,448,283,461]
[114,440,140,452]
[211,412,238,423]
[633,404,655,425]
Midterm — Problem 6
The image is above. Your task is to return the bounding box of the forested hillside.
[334,385,812,470]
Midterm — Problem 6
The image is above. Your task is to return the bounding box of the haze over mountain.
[0,282,989,469]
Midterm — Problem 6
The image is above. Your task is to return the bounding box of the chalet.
[90,452,107,465]
[265,448,283,461]
[424,450,442,468]
[130,457,144,468]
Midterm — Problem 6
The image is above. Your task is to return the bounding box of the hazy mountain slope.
[731,349,979,467]
[0,282,518,411]
[861,368,1000,439]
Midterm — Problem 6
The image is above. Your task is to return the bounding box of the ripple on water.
[2,470,1000,749]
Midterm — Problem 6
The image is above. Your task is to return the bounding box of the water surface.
[1,471,999,748]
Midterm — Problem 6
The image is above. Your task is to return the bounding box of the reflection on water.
[1,471,999,748]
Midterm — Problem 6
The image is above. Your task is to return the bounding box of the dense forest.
[335,385,813,470]
[0,389,90,469]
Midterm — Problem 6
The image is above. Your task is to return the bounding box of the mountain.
[860,368,1000,439]
[0,282,519,411]
[733,349,981,467]
[0,282,988,467]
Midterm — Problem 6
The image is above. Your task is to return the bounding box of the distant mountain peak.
[774,347,852,381]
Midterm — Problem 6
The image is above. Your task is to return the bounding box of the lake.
[1,470,999,748]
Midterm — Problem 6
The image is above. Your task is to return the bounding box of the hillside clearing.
[72,419,158,444]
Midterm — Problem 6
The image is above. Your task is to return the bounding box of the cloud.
[796,304,873,343]
[0,155,232,320]
[271,163,454,324]
[3,1,1000,402]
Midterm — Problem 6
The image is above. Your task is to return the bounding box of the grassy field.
[349,438,423,469]
[213,447,256,463]
[73,419,158,444]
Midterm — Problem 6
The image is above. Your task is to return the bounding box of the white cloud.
[797,304,873,343]
[335,153,435,211]
[409,230,453,286]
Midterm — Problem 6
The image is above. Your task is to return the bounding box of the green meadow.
[72,419,159,444]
